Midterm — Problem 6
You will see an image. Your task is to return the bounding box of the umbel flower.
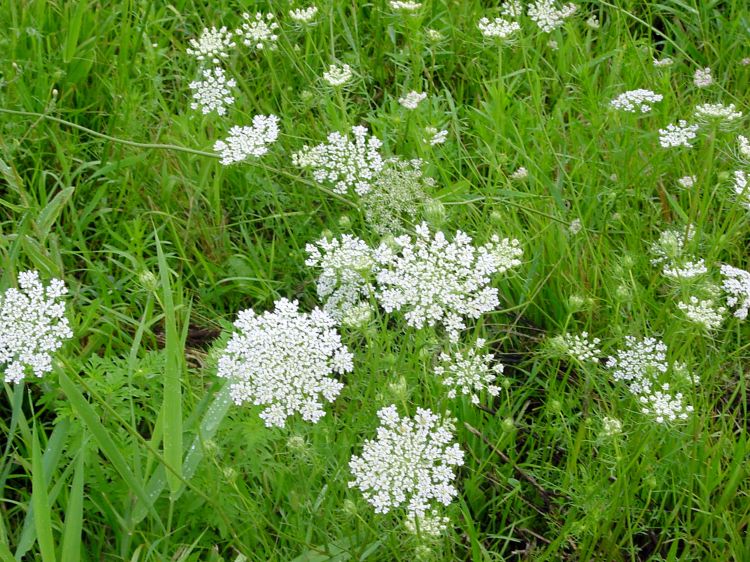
[659,120,700,148]
[214,114,280,165]
[322,63,353,87]
[217,298,353,428]
[349,405,464,521]
[1,271,73,384]
[305,234,375,321]
[434,339,502,404]
[720,264,750,320]
[528,0,577,33]
[609,89,663,113]
[292,125,384,196]
[235,12,279,50]
[373,222,523,342]
[398,91,427,110]
[606,337,694,423]
[189,67,236,116]
[186,26,236,64]
[477,17,521,40]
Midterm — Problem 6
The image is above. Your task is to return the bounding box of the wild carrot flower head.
[738,135,750,159]
[693,67,713,88]
[552,332,601,363]
[292,126,384,196]
[423,127,448,146]
[289,6,318,24]
[349,405,464,517]
[606,337,695,423]
[236,12,279,50]
[186,26,236,64]
[216,298,352,428]
[398,91,427,110]
[1,271,73,384]
[732,170,749,208]
[373,223,523,341]
[322,63,353,86]
[720,264,750,320]
[213,114,280,165]
[694,103,743,124]
[609,89,663,113]
[677,297,726,331]
[189,67,236,116]
[500,0,523,18]
[477,17,521,40]
[659,120,700,148]
[528,0,577,33]
[434,338,502,404]
[389,1,422,11]
[305,234,375,321]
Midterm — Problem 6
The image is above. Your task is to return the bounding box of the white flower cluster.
[374,223,523,341]
[500,0,523,18]
[1,271,73,384]
[586,14,600,29]
[434,339,502,404]
[677,175,696,189]
[236,12,279,50]
[693,67,713,88]
[599,417,623,438]
[398,91,427,110]
[694,103,743,122]
[733,170,749,208]
[186,26,236,64]
[217,298,353,428]
[477,17,521,40]
[510,166,528,180]
[609,89,663,113]
[553,332,601,363]
[677,297,726,331]
[389,0,422,11]
[606,337,694,423]
[292,126,385,196]
[349,405,464,518]
[423,126,448,146]
[213,114,280,165]
[289,6,318,24]
[653,57,674,68]
[659,120,700,148]
[404,510,450,537]
[662,259,708,280]
[322,63,353,86]
[650,225,704,279]
[305,234,374,321]
[189,67,236,116]
[738,135,750,159]
[527,0,577,33]
[720,264,750,320]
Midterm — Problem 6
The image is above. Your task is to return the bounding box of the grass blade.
[154,231,184,497]
[31,425,56,562]
[60,448,85,562]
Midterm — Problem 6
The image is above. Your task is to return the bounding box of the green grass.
[2,0,750,560]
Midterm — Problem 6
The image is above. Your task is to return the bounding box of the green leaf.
[60,449,85,562]
[31,426,56,562]
[155,232,184,497]
[35,186,75,242]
